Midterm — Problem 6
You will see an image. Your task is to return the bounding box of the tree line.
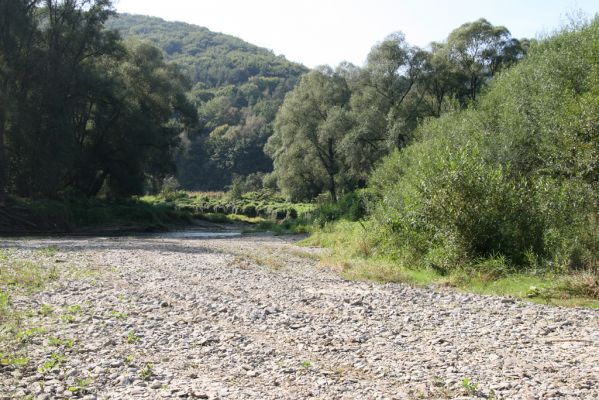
[267,19,529,201]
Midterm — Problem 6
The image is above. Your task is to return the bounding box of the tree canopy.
[0,0,196,199]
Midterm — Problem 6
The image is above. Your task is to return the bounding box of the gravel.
[1,233,598,399]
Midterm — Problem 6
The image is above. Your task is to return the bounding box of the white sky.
[114,0,599,68]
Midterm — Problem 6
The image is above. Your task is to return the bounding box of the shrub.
[367,19,599,272]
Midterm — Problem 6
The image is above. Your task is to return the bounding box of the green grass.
[3,195,194,233]
[301,220,599,308]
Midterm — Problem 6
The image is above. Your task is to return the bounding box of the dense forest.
[0,1,197,199]
[106,14,307,190]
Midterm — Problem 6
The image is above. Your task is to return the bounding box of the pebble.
[0,234,597,399]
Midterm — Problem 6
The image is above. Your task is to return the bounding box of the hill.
[107,14,307,190]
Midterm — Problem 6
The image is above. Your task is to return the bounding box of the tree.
[446,18,526,101]
[0,0,39,200]
[0,1,196,198]
[266,69,352,202]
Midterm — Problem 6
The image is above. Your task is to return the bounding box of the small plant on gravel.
[110,310,128,319]
[60,313,75,323]
[37,246,58,257]
[126,330,141,344]
[301,360,312,369]
[68,377,92,395]
[0,353,29,368]
[462,378,479,396]
[0,290,9,314]
[48,337,75,348]
[124,354,135,366]
[16,327,47,343]
[38,352,65,373]
[38,304,54,317]
[139,363,154,381]
[65,304,82,314]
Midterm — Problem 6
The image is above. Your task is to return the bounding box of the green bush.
[368,19,599,273]
[312,190,370,226]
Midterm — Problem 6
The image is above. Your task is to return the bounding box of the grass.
[301,220,599,308]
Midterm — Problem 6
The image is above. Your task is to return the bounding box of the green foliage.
[368,18,599,273]
[139,363,154,381]
[0,195,195,233]
[16,327,47,344]
[48,337,75,348]
[0,2,197,199]
[266,68,353,202]
[0,353,28,368]
[312,191,371,226]
[38,352,65,373]
[106,14,307,191]
[126,330,141,344]
[462,378,479,395]
[266,20,523,202]
[68,377,92,395]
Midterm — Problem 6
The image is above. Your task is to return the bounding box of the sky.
[114,0,599,68]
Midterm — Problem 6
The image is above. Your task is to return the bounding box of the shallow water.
[158,230,241,239]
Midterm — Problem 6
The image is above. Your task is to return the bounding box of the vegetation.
[0,1,596,306]
[106,14,307,190]
[0,1,197,200]
[302,18,599,306]
[267,19,527,201]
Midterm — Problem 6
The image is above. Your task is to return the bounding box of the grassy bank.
[0,191,315,235]
[0,196,195,234]
[301,220,599,308]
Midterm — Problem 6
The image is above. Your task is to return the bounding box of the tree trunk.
[326,138,337,202]
[329,173,337,203]
[0,108,7,204]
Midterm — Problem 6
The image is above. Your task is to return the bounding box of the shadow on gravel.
[0,236,238,257]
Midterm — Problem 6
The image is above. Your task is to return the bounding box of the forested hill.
[107,14,308,190]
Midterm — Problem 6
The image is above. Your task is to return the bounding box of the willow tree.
[447,18,526,101]
[266,68,352,202]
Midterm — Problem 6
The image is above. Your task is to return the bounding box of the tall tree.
[446,18,525,101]
[266,69,352,202]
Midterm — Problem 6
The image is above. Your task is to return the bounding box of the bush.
[367,19,599,273]
[312,190,370,226]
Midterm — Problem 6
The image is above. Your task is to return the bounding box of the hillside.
[107,14,308,190]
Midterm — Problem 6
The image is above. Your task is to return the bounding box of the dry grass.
[558,271,599,299]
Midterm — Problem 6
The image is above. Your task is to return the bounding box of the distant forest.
[106,14,307,191]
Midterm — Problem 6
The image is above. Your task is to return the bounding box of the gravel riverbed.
[1,233,598,399]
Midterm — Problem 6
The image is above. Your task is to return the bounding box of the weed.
[301,360,312,369]
[48,337,75,348]
[0,290,9,313]
[124,354,135,366]
[16,327,47,343]
[60,314,75,324]
[68,377,92,395]
[109,310,128,320]
[37,246,58,257]
[0,353,29,368]
[126,330,140,344]
[38,304,54,317]
[65,304,82,314]
[139,363,154,381]
[38,352,65,373]
[462,378,479,396]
